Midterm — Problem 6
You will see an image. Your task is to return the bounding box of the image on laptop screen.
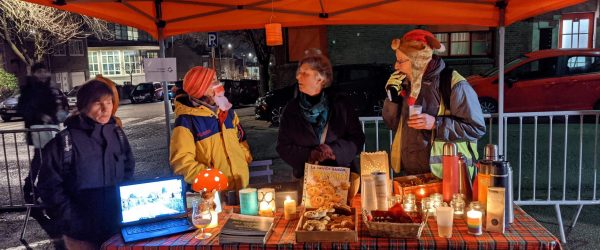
[119,178,186,224]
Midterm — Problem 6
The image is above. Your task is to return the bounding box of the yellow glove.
[385,71,406,101]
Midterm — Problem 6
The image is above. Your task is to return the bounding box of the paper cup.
[436,206,454,238]
[409,105,423,116]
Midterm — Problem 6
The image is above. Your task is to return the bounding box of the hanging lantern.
[265,23,283,46]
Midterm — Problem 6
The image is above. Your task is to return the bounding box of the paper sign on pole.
[143,58,177,82]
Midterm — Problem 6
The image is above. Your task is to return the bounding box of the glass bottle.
[450,193,466,218]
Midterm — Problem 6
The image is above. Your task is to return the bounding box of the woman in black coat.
[37,80,135,249]
[276,49,365,178]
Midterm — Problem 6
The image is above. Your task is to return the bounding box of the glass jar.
[467,201,486,226]
[420,197,432,216]
[402,193,416,212]
[450,193,466,218]
[429,193,443,217]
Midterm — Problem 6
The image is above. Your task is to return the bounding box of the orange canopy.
[23,0,585,38]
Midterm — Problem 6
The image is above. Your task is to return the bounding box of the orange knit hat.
[183,66,216,98]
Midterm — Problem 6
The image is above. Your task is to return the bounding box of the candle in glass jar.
[402,193,416,212]
[239,188,258,215]
[467,210,483,235]
[283,196,297,220]
[257,188,276,217]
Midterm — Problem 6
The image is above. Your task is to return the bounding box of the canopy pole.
[156,0,171,165]
[497,1,506,155]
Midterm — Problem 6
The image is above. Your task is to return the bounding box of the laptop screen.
[118,176,187,224]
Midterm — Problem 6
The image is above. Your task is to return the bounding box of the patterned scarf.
[299,92,329,142]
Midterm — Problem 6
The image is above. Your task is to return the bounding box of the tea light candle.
[239,188,258,215]
[257,188,276,217]
[283,196,297,220]
[402,193,416,212]
[467,210,483,235]
[417,188,427,200]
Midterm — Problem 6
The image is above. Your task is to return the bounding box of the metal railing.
[359,110,600,243]
[0,127,60,240]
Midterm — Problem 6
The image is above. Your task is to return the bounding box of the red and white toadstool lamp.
[191,168,228,228]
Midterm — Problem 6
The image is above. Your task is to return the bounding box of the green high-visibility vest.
[429,70,478,179]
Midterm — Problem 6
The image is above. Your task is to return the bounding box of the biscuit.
[333,204,353,215]
[331,227,352,232]
[331,193,343,203]
[310,196,325,207]
[322,193,333,202]
[322,185,336,195]
[307,186,321,197]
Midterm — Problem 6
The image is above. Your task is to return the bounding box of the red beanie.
[183,66,216,98]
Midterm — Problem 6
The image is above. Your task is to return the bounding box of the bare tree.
[0,0,113,71]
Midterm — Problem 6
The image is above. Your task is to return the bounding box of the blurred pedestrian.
[37,80,135,249]
[19,62,68,203]
[276,48,365,178]
[170,66,252,190]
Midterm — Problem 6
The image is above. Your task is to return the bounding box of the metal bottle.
[491,156,514,226]
[477,144,497,209]
[442,142,459,203]
[457,153,472,201]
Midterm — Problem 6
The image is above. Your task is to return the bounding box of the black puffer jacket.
[37,114,135,245]
[277,91,365,178]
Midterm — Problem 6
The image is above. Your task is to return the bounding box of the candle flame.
[286,196,291,201]
[419,188,426,196]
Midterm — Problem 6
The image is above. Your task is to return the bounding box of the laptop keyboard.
[125,218,190,235]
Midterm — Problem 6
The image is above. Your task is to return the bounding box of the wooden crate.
[295,208,358,243]
[393,173,442,201]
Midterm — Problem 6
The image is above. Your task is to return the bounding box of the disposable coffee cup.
[409,105,422,116]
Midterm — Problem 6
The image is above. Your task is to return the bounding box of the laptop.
[117,176,195,243]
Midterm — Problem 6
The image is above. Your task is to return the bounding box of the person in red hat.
[382,29,486,178]
[170,66,252,190]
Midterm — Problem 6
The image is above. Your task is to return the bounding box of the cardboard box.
[393,173,442,201]
[295,208,358,243]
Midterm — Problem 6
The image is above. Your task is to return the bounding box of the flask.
[442,142,459,203]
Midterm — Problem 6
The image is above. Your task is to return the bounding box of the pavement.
[0,104,598,249]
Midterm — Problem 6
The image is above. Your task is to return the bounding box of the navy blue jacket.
[37,114,135,245]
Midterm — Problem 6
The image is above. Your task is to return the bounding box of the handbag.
[30,124,60,149]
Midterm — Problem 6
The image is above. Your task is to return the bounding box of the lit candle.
[467,210,483,235]
[418,188,427,199]
[258,188,276,217]
[283,196,297,220]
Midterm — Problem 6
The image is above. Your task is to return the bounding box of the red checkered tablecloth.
[102,196,561,250]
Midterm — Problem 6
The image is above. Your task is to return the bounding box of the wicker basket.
[362,210,428,238]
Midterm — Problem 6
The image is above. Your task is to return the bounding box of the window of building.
[68,40,84,56]
[434,31,492,56]
[145,51,159,58]
[560,13,594,48]
[54,44,66,56]
[123,50,142,74]
[100,50,121,75]
[127,27,139,41]
[88,51,100,76]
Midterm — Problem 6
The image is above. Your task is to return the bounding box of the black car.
[0,94,21,122]
[255,64,393,125]
[130,82,164,103]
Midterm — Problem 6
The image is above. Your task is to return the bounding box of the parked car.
[469,49,600,113]
[130,82,164,103]
[0,94,21,122]
[255,64,393,125]
[223,79,259,107]
[67,85,81,109]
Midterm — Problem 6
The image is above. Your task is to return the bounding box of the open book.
[219,214,275,244]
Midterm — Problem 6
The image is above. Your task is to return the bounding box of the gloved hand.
[385,71,406,103]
